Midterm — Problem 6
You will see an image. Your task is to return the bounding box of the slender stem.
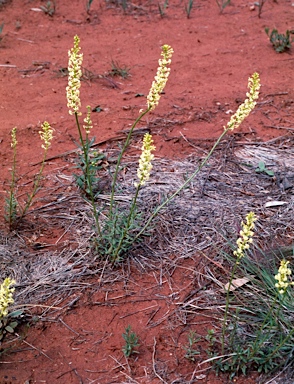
[75,112,89,185]
[75,112,101,237]
[109,108,150,217]
[20,148,48,219]
[263,323,294,364]
[133,128,228,242]
[8,141,18,229]
[248,294,280,359]
[106,209,119,257]
[11,141,17,195]
[105,107,150,259]
[111,185,141,263]
[221,260,240,354]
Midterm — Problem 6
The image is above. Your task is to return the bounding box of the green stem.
[11,142,17,195]
[8,141,18,229]
[248,293,280,359]
[133,128,228,243]
[263,323,294,364]
[75,112,101,237]
[221,259,240,354]
[75,113,88,186]
[20,147,48,219]
[111,185,141,263]
[109,108,150,218]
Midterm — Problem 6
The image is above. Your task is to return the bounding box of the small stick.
[17,38,34,43]
[109,354,127,371]
[180,131,209,153]
[119,304,157,319]
[263,125,294,131]
[55,221,74,245]
[146,307,160,326]
[15,333,52,360]
[152,337,168,384]
[59,318,80,335]
[265,92,288,97]
[0,64,17,68]
[58,352,84,383]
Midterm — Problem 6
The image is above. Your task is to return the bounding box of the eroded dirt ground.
[0,0,293,383]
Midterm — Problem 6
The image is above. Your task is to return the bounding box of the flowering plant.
[66,35,260,264]
[275,259,294,294]
[0,278,15,320]
[5,122,54,228]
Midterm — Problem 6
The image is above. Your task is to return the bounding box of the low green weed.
[255,161,274,176]
[183,330,200,361]
[265,28,292,53]
[0,23,4,41]
[0,309,23,343]
[122,325,140,357]
[40,1,56,16]
[105,0,127,11]
[158,0,168,18]
[205,329,217,356]
[108,59,130,79]
[86,0,94,13]
[215,0,230,14]
[185,0,193,18]
[121,0,128,12]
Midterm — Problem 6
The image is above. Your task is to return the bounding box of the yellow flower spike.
[135,133,156,187]
[0,278,16,319]
[11,127,17,149]
[39,121,54,150]
[275,259,293,294]
[66,35,83,116]
[83,105,93,135]
[147,44,174,111]
[233,211,257,262]
[225,72,260,131]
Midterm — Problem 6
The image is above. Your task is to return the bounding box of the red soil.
[0,0,293,383]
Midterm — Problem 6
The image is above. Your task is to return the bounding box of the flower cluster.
[83,105,93,135]
[275,259,293,294]
[0,278,16,319]
[147,45,174,111]
[39,121,54,150]
[11,127,17,149]
[225,72,260,131]
[66,35,83,116]
[135,133,155,187]
[233,211,257,263]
